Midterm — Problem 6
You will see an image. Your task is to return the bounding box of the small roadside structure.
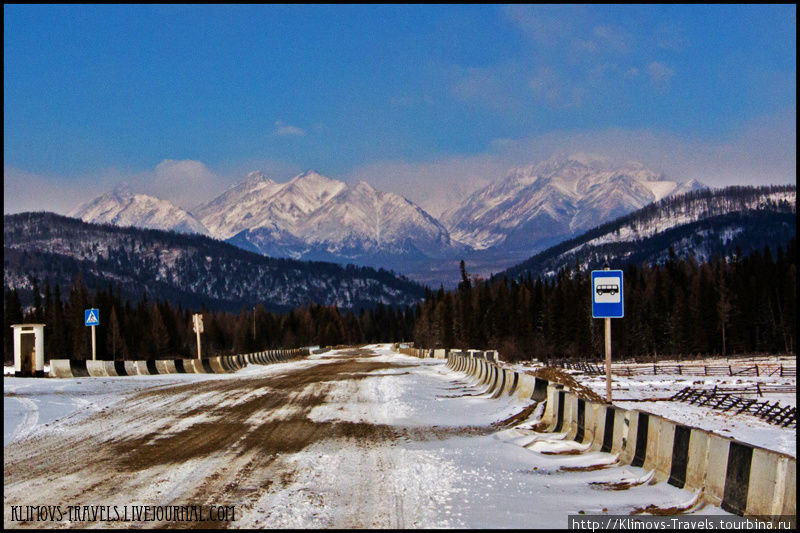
[11,324,45,377]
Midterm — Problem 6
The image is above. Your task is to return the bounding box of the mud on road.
[3,347,496,529]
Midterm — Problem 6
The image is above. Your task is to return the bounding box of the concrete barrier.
[489,367,506,398]
[86,360,108,377]
[563,393,579,440]
[48,359,71,378]
[532,378,548,402]
[184,359,204,373]
[104,361,120,376]
[515,373,535,400]
[124,360,139,376]
[134,360,151,375]
[208,356,226,373]
[219,356,234,372]
[438,351,796,521]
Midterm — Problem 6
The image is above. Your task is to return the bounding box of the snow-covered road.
[4,345,728,528]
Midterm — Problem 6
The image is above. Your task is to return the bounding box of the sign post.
[591,268,623,403]
[85,308,100,360]
[192,313,204,360]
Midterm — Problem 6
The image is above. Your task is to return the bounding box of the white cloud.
[273,120,307,137]
[146,159,223,210]
[646,61,674,86]
[5,111,794,222]
[3,167,108,215]
[346,108,795,217]
[345,156,503,218]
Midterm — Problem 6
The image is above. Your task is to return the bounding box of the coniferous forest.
[4,239,796,363]
[414,241,796,362]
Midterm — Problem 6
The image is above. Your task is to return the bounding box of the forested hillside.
[414,241,796,362]
[4,212,425,313]
[503,184,795,280]
[3,273,416,362]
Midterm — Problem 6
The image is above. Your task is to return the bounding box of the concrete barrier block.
[124,360,139,376]
[182,359,202,373]
[505,370,519,396]
[667,424,692,488]
[585,401,606,450]
[542,384,559,428]
[49,359,73,378]
[86,360,108,377]
[134,360,151,375]
[703,433,731,508]
[780,458,795,517]
[611,408,633,456]
[104,361,120,376]
[745,448,791,516]
[642,415,664,474]
[69,360,89,377]
[155,360,171,374]
[563,393,579,440]
[490,367,506,398]
[532,378,548,402]
[651,416,677,482]
[208,356,226,373]
[618,410,643,465]
[515,374,535,400]
[591,404,611,452]
[682,428,710,491]
[721,440,753,516]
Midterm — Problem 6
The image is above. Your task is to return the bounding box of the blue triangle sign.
[85,309,99,326]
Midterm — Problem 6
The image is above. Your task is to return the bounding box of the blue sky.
[4,4,796,215]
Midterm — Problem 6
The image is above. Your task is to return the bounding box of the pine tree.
[4,288,23,362]
[150,303,169,359]
[107,305,125,360]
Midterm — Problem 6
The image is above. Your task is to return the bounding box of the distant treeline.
[3,273,415,362]
[4,239,795,363]
[413,240,796,362]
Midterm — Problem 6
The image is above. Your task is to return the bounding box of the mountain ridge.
[4,212,426,312]
[499,184,797,281]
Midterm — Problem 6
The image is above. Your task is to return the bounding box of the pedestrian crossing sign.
[85,308,100,326]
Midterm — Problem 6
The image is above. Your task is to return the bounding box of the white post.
[605,317,612,402]
[193,314,202,360]
[91,324,97,361]
[196,327,202,360]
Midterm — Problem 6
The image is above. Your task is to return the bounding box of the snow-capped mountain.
[501,184,796,281]
[299,180,453,257]
[191,171,285,239]
[195,170,457,265]
[69,186,210,236]
[443,154,705,252]
[67,156,711,285]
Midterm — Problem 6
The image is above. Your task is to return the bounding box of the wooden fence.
[554,361,796,378]
[671,386,796,428]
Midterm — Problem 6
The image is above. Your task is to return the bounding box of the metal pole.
[603,264,612,403]
[92,324,97,361]
[196,318,202,360]
[605,317,611,402]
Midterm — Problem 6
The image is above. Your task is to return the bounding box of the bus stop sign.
[591,270,624,318]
